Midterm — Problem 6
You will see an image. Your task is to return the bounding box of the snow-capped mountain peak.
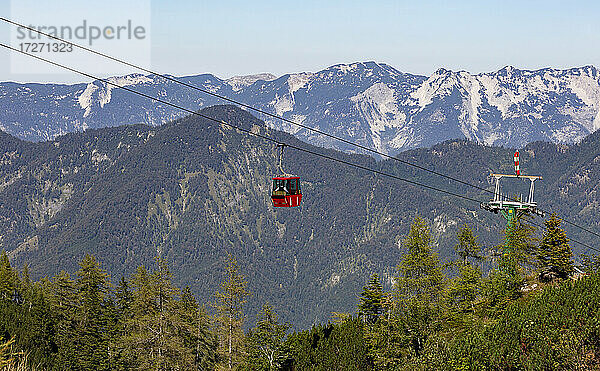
[2,64,600,156]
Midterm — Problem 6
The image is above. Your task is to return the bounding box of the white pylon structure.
[480,173,544,219]
[481,150,544,220]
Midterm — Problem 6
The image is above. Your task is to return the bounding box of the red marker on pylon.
[514,151,520,176]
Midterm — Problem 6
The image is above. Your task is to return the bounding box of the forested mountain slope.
[1,105,600,327]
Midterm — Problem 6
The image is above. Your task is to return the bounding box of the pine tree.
[243,304,291,370]
[108,277,134,370]
[214,253,249,370]
[537,213,574,281]
[364,293,405,369]
[75,254,111,370]
[16,264,56,367]
[119,258,198,370]
[365,218,447,367]
[449,226,482,313]
[0,251,18,301]
[448,263,482,314]
[396,217,446,305]
[581,254,600,274]
[178,286,218,369]
[47,271,79,369]
[454,225,483,264]
[506,216,538,271]
[358,273,384,324]
[394,217,446,359]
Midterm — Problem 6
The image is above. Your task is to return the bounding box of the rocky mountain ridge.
[2,63,600,156]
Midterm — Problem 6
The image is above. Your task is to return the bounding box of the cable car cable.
[0,43,483,204]
[3,18,600,242]
[2,42,599,254]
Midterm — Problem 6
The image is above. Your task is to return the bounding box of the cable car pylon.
[481,151,544,255]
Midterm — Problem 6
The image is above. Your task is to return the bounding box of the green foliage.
[0,251,18,301]
[74,255,111,370]
[358,273,384,323]
[505,216,538,272]
[485,218,537,312]
[1,211,599,370]
[0,254,217,370]
[537,213,574,281]
[363,295,406,369]
[395,217,446,305]
[286,317,372,370]
[454,225,483,264]
[243,304,291,370]
[119,258,201,370]
[481,273,600,370]
[449,226,483,315]
[486,255,524,314]
[448,263,482,314]
[581,253,600,274]
[214,253,250,370]
[394,217,446,358]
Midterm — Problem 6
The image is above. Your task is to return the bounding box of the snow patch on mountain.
[272,73,313,116]
[99,74,154,108]
[551,124,583,143]
[410,68,457,109]
[78,83,99,117]
[351,82,406,152]
[288,73,312,94]
[457,72,483,139]
[226,73,277,91]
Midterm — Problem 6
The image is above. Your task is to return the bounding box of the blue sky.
[1,0,599,83]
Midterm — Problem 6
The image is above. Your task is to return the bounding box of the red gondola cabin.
[271,176,302,207]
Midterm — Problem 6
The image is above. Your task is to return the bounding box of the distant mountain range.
[2,63,600,155]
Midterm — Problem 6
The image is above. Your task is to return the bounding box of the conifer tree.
[454,225,483,264]
[396,217,446,305]
[581,254,600,274]
[120,258,197,370]
[108,277,134,369]
[448,263,482,314]
[366,218,447,367]
[486,219,535,311]
[47,271,79,369]
[358,273,384,323]
[16,264,55,367]
[364,293,405,369]
[537,213,574,281]
[0,251,18,301]
[506,216,538,271]
[394,217,446,359]
[215,253,249,370]
[75,254,111,370]
[178,286,218,369]
[243,304,291,370]
[449,226,482,313]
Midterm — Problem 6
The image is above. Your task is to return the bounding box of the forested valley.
[2,213,600,370]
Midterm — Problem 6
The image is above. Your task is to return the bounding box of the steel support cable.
[3,17,600,242]
[2,41,599,254]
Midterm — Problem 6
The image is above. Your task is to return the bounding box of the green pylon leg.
[498,205,520,277]
[500,205,517,254]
